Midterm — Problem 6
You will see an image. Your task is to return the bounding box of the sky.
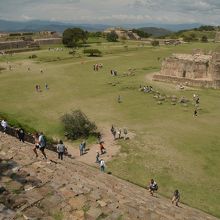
[0,0,220,25]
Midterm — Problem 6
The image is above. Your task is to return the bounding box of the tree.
[151,40,159,46]
[106,31,118,42]
[61,110,97,140]
[83,49,102,57]
[201,35,208,42]
[131,29,151,38]
[62,28,88,48]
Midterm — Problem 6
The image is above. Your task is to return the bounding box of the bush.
[83,49,102,57]
[106,31,118,42]
[151,40,159,46]
[29,54,37,59]
[61,110,97,140]
[201,35,208,42]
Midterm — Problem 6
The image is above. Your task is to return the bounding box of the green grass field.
[0,41,220,217]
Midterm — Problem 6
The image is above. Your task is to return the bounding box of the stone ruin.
[153,52,220,88]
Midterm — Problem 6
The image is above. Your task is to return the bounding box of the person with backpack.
[172,189,180,206]
[57,140,66,160]
[148,179,158,196]
[38,132,47,160]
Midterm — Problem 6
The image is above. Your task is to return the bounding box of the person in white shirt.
[1,120,8,132]
[100,159,106,172]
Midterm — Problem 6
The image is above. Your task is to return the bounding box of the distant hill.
[0,20,111,33]
[138,27,173,37]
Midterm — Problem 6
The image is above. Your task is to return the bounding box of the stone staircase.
[0,133,219,220]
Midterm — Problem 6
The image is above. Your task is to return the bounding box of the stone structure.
[215,32,220,42]
[104,27,141,40]
[0,133,219,220]
[153,52,220,88]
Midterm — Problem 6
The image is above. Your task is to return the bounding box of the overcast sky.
[0,0,220,25]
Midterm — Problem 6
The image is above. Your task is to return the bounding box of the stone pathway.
[0,133,219,220]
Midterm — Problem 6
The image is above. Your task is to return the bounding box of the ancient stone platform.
[0,133,219,220]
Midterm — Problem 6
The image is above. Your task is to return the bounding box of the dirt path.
[67,126,121,166]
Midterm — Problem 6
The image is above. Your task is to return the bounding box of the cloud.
[0,0,220,25]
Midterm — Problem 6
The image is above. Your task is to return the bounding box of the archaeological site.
[153,52,220,88]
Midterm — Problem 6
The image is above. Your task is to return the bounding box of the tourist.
[172,189,180,206]
[123,128,128,140]
[17,128,25,142]
[33,133,40,158]
[95,64,99,71]
[45,83,49,90]
[100,159,106,172]
[38,132,47,159]
[99,141,106,154]
[194,109,198,117]
[1,119,8,133]
[148,179,158,196]
[79,142,84,156]
[82,140,86,154]
[57,140,65,160]
[111,125,116,140]
[118,95,121,103]
[118,129,122,139]
[96,151,100,163]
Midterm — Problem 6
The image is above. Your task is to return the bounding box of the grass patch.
[0,42,220,217]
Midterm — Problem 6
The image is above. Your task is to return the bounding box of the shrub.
[83,49,102,57]
[106,31,118,42]
[61,109,97,140]
[29,54,37,59]
[151,40,159,46]
[201,35,208,42]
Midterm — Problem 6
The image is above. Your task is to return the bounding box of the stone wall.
[153,74,220,88]
[0,125,57,152]
[0,38,62,50]
[34,38,62,45]
[154,52,220,88]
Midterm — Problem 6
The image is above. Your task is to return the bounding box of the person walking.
[38,132,47,160]
[96,151,100,163]
[17,128,25,142]
[100,159,106,172]
[79,142,84,156]
[148,179,158,196]
[123,128,128,140]
[172,189,180,206]
[1,119,8,133]
[57,140,65,160]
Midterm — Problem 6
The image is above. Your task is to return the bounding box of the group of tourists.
[147,179,180,206]
[139,85,154,93]
[110,125,128,140]
[93,63,103,71]
[110,69,117,76]
[35,83,49,92]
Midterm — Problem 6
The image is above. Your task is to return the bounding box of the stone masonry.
[153,52,220,88]
[0,133,219,220]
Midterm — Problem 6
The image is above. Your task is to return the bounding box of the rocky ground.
[0,133,219,220]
